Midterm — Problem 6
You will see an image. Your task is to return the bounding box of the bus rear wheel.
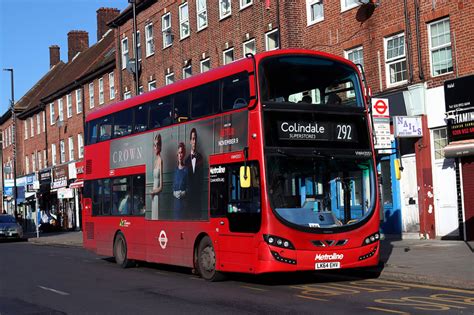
[197,236,226,281]
[113,232,134,268]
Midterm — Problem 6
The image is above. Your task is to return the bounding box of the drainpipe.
[403,0,414,83]
[414,0,425,81]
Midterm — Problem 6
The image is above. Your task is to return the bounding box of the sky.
[0,0,129,115]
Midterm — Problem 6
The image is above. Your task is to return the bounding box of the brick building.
[2,0,472,239]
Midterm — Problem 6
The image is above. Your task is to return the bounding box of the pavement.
[25,231,474,290]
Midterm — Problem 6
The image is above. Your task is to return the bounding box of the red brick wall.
[462,157,474,240]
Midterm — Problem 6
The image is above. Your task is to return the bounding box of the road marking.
[372,279,474,295]
[38,285,70,296]
[295,294,328,302]
[366,306,409,314]
[240,285,267,292]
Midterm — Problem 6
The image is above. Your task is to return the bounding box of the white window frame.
[240,0,252,10]
[24,120,28,139]
[38,151,42,170]
[108,72,115,100]
[345,46,364,67]
[121,37,129,69]
[76,89,82,114]
[89,82,94,108]
[219,0,232,19]
[36,114,41,135]
[60,140,66,164]
[200,58,210,73]
[243,39,256,56]
[196,0,208,31]
[133,31,142,61]
[384,33,408,88]
[32,153,36,172]
[68,136,74,161]
[306,0,324,26]
[145,23,155,57]
[183,65,192,79]
[162,13,172,48]
[148,80,157,91]
[265,29,280,51]
[58,98,64,122]
[340,0,360,12]
[67,93,73,118]
[124,91,132,100]
[49,103,55,125]
[51,143,57,166]
[223,47,234,65]
[25,156,29,174]
[432,127,448,160]
[43,150,47,168]
[78,133,84,159]
[30,117,34,137]
[179,3,190,40]
[42,111,46,132]
[99,78,104,105]
[165,73,175,85]
[428,17,453,77]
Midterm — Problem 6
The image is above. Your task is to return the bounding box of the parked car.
[0,214,24,240]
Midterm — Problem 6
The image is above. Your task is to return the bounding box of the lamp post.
[3,68,18,218]
[129,0,140,95]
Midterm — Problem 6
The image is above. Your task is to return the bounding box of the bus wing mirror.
[240,166,251,188]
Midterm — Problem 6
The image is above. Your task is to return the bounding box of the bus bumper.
[256,241,380,273]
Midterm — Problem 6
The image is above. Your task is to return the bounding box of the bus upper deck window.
[222,72,250,111]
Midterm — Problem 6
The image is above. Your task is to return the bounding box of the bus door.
[209,157,262,273]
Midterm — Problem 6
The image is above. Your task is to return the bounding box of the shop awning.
[69,180,84,189]
[444,139,474,158]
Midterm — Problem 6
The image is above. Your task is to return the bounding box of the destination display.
[277,121,357,142]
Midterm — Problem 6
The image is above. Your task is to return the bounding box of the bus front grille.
[85,222,94,240]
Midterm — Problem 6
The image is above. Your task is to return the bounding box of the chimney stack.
[67,30,89,62]
[97,7,120,40]
[49,45,60,68]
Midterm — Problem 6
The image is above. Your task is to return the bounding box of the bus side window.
[113,109,133,138]
[88,120,99,145]
[222,72,250,111]
[174,91,190,123]
[132,174,146,215]
[134,104,149,133]
[149,98,172,129]
[99,116,113,142]
[112,177,130,215]
[191,81,219,119]
[91,180,102,215]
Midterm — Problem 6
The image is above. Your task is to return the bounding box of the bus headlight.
[362,232,380,246]
[263,234,295,249]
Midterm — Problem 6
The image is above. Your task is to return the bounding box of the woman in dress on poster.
[150,133,163,219]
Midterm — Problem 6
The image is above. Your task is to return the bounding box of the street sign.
[394,116,423,138]
[372,98,390,118]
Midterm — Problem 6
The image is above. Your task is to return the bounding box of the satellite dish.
[356,2,376,22]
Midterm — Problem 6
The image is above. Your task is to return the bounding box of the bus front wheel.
[113,232,134,268]
[197,236,226,281]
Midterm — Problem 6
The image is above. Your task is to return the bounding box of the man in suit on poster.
[185,128,204,216]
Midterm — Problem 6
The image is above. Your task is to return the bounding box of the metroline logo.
[315,253,344,261]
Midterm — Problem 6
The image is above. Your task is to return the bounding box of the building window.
[32,153,36,172]
[99,78,104,105]
[89,82,94,108]
[121,38,129,69]
[183,65,192,79]
[108,72,115,100]
[341,0,360,12]
[165,73,175,85]
[265,29,280,51]
[60,140,66,163]
[428,18,453,77]
[25,156,29,174]
[78,133,84,158]
[345,46,364,97]
[76,89,82,114]
[307,0,324,25]
[240,0,252,10]
[68,137,74,161]
[43,150,47,168]
[124,91,132,99]
[243,39,256,56]
[148,80,156,91]
[384,33,407,87]
[196,0,208,31]
[145,23,155,57]
[433,128,448,160]
[24,120,28,139]
[30,117,34,137]
[50,103,55,125]
[42,111,46,132]
[219,0,231,19]
[162,13,172,48]
[179,3,190,40]
[58,98,64,122]
[139,86,144,95]
[37,114,41,135]
[38,152,42,170]
[51,143,57,166]
[200,58,210,72]
[67,93,73,118]
[223,47,234,65]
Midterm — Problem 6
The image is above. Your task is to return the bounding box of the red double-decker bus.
[82,49,380,281]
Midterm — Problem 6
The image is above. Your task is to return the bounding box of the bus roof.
[86,49,359,122]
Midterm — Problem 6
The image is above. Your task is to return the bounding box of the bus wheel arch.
[195,234,226,281]
[113,230,135,268]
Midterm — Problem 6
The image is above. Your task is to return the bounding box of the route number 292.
[336,124,352,140]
